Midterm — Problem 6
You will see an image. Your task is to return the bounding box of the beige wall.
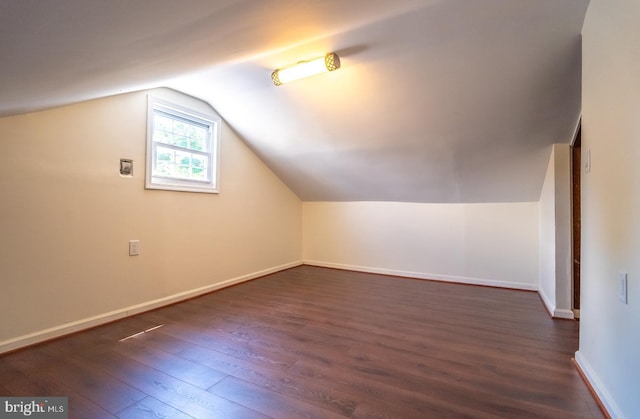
[579,0,640,417]
[0,88,302,351]
[538,145,557,307]
[538,143,573,319]
[303,201,539,289]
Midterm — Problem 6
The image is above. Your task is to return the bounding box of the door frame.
[570,119,582,318]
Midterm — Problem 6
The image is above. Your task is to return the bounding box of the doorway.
[571,124,581,318]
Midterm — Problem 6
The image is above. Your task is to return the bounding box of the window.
[146,96,220,193]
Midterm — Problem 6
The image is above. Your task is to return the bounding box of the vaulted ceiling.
[0,0,589,202]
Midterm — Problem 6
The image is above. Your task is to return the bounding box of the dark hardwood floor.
[0,265,603,418]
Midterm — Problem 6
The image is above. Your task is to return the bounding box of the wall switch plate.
[585,148,591,173]
[129,240,140,256]
[618,272,628,304]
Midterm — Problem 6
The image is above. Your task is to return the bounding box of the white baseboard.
[575,351,624,419]
[303,260,537,291]
[553,308,575,319]
[538,288,558,317]
[538,288,575,319]
[538,287,556,316]
[0,261,303,354]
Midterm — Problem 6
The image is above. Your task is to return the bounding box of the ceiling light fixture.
[271,53,341,86]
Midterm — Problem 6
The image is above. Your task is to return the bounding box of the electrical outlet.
[618,272,628,304]
[129,240,140,256]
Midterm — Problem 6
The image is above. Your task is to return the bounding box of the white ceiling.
[0,0,589,202]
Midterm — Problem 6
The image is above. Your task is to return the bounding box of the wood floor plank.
[179,343,359,417]
[83,349,268,419]
[0,358,118,419]
[39,354,146,414]
[158,322,298,370]
[116,396,195,419]
[209,376,347,419]
[288,356,546,418]
[114,338,227,390]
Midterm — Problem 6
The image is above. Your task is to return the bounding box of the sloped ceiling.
[0,0,589,202]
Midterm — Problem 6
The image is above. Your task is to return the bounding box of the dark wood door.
[572,127,581,314]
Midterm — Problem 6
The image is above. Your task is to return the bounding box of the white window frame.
[146,96,221,193]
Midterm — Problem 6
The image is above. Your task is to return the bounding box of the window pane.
[173,136,189,148]
[174,121,189,136]
[176,151,191,167]
[156,160,173,177]
[190,126,207,151]
[153,111,210,152]
[156,146,174,163]
[191,167,206,180]
[154,146,174,178]
[191,125,206,140]
[154,114,173,133]
[153,146,211,181]
[154,128,171,144]
[190,137,204,151]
